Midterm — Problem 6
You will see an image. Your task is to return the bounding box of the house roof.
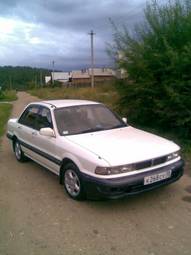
[88,68,115,76]
[72,70,90,79]
[71,68,116,79]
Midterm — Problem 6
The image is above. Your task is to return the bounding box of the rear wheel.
[62,163,86,200]
[14,140,27,162]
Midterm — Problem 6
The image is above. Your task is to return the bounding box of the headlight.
[95,164,135,175]
[167,151,180,161]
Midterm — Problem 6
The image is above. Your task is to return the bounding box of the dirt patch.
[184,160,191,177]
[185,185,191,194]
[182,196,191,203]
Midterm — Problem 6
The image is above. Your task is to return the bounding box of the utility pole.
[52,60,55,86]
[88,30,95,88]
[40,70,43,87]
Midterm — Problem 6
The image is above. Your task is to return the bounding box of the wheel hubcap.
[15,142,21,160]
[64,170,80,197]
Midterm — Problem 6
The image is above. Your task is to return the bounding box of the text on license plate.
[144,170,172,185]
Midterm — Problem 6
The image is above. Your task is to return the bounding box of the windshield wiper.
[110,124,127,129]
[81,127,105,134]
[81,124,126,134]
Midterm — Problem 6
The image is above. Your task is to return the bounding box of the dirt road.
[0,92,191,255]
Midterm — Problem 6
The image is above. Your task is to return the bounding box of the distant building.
[71,70,90,85]
[45,68,117,86]
[71,68,116,86]
[51,72,71,84]
[45,76,51,84]
[89,68,116,82]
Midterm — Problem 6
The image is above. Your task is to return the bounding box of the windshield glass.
[54,104,127,136]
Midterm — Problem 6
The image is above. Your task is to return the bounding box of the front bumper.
[82,159,184,200]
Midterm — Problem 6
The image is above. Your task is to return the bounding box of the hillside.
[0,66,51,90]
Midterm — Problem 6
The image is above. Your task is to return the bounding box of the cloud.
[0,0,147,70]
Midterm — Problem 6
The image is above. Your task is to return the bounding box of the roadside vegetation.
[0,90,17,101]
[0,104,12,138]
[30,83,119,111]
[109,0,191,145]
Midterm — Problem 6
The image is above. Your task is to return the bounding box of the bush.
[0,90,17,101]
[0,104,12,138]
[110,0,191,138]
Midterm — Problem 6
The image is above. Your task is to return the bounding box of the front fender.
[60,150,109,177]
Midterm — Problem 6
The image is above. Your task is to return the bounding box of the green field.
[0,90,17,101]
[0,104,12,138]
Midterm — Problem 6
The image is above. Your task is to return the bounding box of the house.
[45,76,51,84]
[71,70,90,85]
[88,68,116,83]
[51,72,71,84]
[45,68,117,87]
[71,68,116,86]
[45,72,71,85]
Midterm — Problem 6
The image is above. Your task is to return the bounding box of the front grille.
[134,160,151,170]
[153,156,167,165]
[134,155,168,170]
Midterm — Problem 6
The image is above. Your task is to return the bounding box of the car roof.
[31,99,100,108]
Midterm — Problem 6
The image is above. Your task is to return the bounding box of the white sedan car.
[7,100,184,200]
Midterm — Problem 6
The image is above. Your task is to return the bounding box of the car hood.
[66,126,180,166]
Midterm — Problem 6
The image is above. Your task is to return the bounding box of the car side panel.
[30,132,60,175]
[14,122,35,154]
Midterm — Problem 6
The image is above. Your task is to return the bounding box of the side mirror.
[122,117,127,124]
[40,127,55,137]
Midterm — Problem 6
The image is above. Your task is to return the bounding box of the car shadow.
[23,159,181,213]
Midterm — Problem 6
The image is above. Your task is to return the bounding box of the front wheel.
[62,163,86,200]
[14,140,27,162]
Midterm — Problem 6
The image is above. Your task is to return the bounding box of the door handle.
[17,126,22,129]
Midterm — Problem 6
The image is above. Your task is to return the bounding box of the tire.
[62,163,86,200]
[13,140,27,162]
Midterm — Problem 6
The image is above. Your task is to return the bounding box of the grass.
[29,84,119,111]
[0,90,17,101]
[0,103,12,138]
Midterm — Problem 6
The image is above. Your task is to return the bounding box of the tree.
[0,66,50,90]
[109,0,191,138]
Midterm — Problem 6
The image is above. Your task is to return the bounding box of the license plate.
[144,170,172,185]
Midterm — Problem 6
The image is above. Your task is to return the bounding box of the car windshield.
[54,104,127,136]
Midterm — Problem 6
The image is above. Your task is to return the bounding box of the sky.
[0,0,148,71]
